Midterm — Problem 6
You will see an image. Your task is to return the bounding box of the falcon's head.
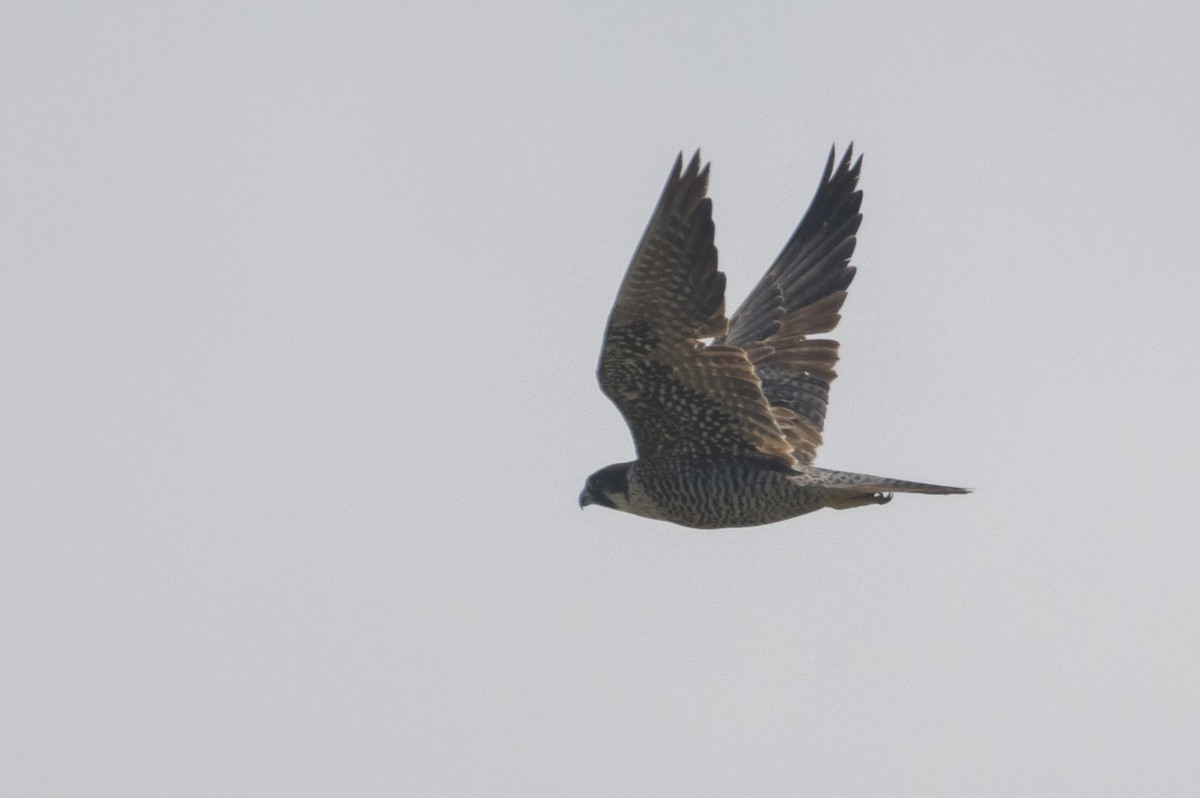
[579,462,632,511]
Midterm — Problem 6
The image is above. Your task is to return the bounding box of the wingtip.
[822,145,837,181]
[826,142,863,178]
[847,143,863,174]
[669,151,685,178]
[670,150,709,180]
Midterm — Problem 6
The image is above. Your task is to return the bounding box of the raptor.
[579,146,968,528]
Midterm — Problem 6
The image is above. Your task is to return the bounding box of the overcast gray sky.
[4,2,1199,795]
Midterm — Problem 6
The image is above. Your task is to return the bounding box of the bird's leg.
[827,491,893,510]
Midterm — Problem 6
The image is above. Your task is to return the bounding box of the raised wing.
[717,145,863,463]
[598,153,795,468]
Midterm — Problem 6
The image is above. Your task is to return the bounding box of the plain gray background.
[4,2,1198,795]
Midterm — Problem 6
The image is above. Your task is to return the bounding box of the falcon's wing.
[716,145,863,464]
[598,153,796,468]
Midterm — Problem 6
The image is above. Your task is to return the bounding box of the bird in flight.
[579,146,968,528]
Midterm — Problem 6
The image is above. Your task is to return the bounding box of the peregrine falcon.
[579,146,968,528]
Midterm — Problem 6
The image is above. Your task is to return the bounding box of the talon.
[875,492,893,505]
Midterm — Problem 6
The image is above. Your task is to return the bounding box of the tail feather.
[852,476,971,495]
[801,467,971,496]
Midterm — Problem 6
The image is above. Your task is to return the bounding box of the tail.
[798,467,970,510]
